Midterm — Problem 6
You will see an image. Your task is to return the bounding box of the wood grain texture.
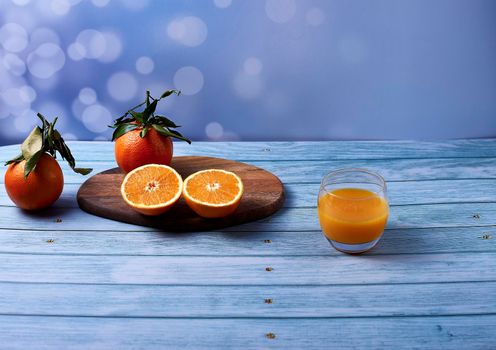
[4,179,496,208]
[0,202,493,232]
[4,157,496,185]
[77,156,285,231]
[0,281,493,317]
[0,315,494,350]
[2,139,496,162]
[0,226,493,256]
[0,140,495,349]
[0,253,494,285]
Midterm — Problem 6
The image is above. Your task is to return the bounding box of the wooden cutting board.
[77,156,285,232]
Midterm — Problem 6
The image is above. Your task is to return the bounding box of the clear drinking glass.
[317,168,389,254]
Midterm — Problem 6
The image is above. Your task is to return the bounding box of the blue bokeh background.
[0,0,495,146]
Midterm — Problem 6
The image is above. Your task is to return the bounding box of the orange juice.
[318,188,389,245]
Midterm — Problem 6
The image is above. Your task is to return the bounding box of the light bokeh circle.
[107,71,138,101]
[213,0,232,8]
[2,53,26,76]
[67,42,86,61]
[27,43,66,79]
[91,0,111,7]
[243,57,263,75]
[0,23,29,52]
[98,32,122,63]
[265,0,296,24]
[14,109,38,133]
[19,85,37,103]
[76,29,106,59]
[11,0,32,6]
[173,66,204,95]
[82,104,112,132]
[79,87,97,105]
[205,122,224,139]
[136,56,154,74]
[167,16,208,47]
[50,0,71,16]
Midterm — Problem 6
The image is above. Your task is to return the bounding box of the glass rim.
[320,168,387,200]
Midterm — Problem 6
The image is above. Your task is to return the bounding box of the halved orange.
[183,169,244,218]
[121,164,183,216]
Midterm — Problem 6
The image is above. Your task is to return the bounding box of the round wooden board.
[77,156,285,232]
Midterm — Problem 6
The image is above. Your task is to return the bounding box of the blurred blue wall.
[0,0,495,145]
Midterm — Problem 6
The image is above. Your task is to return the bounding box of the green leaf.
[14,112,92,177]
[152,115,180,128]
[140,127,149,138]
[36,113,50,130]
[110,90,189,144]
[160,90,180,99]
[55,136,75,167]
[46,124,60,158]
[21,126,43,161]
[24,150,44,178]
[51,133,92,176]
[5,153,24,166]
[130,112,144,123]
[112,115,133,126]
[73,167,93,175]
[52,129,62,141]
[146,90,151,107]
[167,128,192,144]
[141,99,158,122]
[152,124,191,144]
[112,123,139,141]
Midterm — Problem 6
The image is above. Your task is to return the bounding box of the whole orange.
[4,153,64,210]
[115,127,173,173]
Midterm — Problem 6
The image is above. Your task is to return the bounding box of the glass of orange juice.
[318,168,389,254]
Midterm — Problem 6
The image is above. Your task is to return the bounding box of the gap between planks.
[0,279,494,287]
[0,224,494,232]
[2,177,496,186]
[0,313,493,320]
[0,250,493,258]
[5,156,492,163]
[3,201,496,210]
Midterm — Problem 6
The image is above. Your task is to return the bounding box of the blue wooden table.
[0,140,495,349]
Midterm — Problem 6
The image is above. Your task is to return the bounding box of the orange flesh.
[318,188,389,244]
[185,170,241,204]
[123,166,180,206]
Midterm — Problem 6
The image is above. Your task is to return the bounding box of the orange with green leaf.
[111,90,191,173]
[4,113,92,210]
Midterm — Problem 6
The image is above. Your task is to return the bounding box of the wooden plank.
[0,202,493,232]
[0,226,493,256]
[226,158,496,184]
[3,157,496,185]
[0,253,494,285]
[0,315,493,349]
[2,139,496,162]
[0,281,493,318]
[3,179,496,208]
